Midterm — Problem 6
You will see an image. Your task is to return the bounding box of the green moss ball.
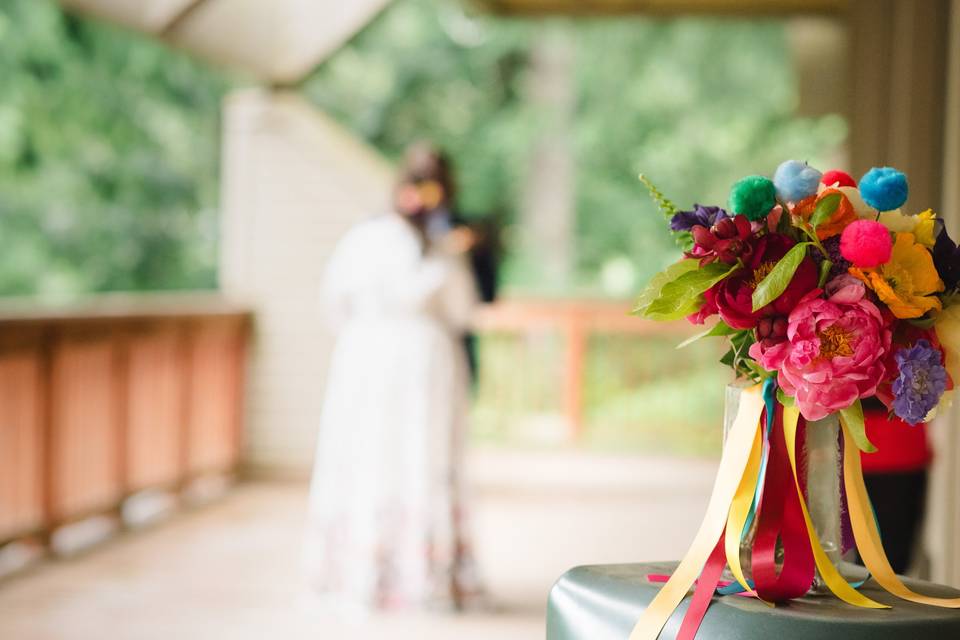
[729,175,776,221]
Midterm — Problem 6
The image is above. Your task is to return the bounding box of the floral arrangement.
[630,161,960,640]
[635,160,960,437]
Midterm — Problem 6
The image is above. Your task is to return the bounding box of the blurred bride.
[304,144,482,613]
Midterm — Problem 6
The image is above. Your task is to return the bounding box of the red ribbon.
[751,404,815,601]
[676,530,728,640]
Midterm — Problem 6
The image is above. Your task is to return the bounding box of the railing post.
[562,311,587,442]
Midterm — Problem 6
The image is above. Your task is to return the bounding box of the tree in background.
[0,0,228,296]
[0,0,847,300]
[307,0,847,297]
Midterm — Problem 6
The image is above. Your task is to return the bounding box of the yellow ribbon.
[724,422,763,596]
[783,407,888,609]
[842,418,960,608]
[629,385,764,640]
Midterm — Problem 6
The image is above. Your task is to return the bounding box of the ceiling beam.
[475,0,847,17]
[157,0,212,38]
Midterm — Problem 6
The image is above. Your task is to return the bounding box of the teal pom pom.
[859,167,908,211]
[729,175,776,221]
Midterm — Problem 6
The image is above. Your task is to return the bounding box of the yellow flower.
[935,303,960,413]
[874,208,938,247]
[914,209,937,247]
[850,232,944,319]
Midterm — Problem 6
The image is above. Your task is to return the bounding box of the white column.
[929,0,960,588]
[848,0,958,585]
[219,88,394,474]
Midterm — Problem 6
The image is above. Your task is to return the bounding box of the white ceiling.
[59,0,392,84]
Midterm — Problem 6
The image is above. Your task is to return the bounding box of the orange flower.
[792,188,858,239]
[850,233,944,319]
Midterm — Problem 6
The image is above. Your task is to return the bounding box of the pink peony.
[748,280,892,421]
[840,219,892,268]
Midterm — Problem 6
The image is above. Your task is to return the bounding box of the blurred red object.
[861,410,932,473]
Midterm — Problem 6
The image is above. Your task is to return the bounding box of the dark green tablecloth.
[546,562,960,640]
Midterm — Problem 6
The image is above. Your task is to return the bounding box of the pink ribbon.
[676,531,729,640]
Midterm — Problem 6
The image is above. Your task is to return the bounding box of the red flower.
[702,233,818,330]
[689,215,754,265]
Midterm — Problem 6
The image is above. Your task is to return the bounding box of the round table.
[547,561,960,639]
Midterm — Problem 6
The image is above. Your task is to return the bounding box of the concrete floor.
[0,450,719,640]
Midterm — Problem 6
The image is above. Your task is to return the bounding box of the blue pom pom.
[773,160,822,203]
[859,167,908,211]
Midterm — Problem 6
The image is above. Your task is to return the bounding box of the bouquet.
[636,160,960,443]
[629,162,960,640]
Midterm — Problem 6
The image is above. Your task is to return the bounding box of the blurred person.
[403,142,500,383]
[860,399,932,574]
[303,148,483,614]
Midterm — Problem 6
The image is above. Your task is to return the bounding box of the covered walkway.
[0,451,719,639]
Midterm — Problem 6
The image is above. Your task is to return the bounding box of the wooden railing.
[475,299,696,441]
[0,293,251,547]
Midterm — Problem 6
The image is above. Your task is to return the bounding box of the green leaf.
[751,242,811,312]
[719,330,755,373]
[908,316,937,329]
[810,192,842,228]
[720,347,735,368]
[817,259,832,288]
[675,320,737,349]
[632,260,699,316]
[839,399,877,453]
[742,358,772,382]
[638,173,679,220]
[776,388,795,407]
[646,261,737,320]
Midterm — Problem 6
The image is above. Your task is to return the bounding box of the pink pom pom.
[822,170,856,188]
[840,220,892,268]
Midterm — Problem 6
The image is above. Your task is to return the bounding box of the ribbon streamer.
[783,407,888,609]
[676,532,729,640]
[751,403,815,601]
[724,417,763,596]
[630,385,953,640]
[629,385,764,640]
[842,418,960,608]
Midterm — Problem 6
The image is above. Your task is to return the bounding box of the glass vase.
[722,383,858,595]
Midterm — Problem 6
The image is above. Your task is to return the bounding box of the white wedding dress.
[304,213,481,612]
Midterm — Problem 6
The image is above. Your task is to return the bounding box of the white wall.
[219,89,394,474]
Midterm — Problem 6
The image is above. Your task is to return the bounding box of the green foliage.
[638,173,679,221]
[0,0,229,296]
[631,258,698,315]
[675,319,737,349]
[840,399,877,453]
[818,258,832,287]
[305,1,536,222]
[751,241,811,311]
[719,330,757,380]
[307,3,847,296]
[810,191,842,228]
[645,260,735,320]
[776,387,795,407]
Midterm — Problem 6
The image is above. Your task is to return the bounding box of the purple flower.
[933,225,960,291]
[891,339,948,424]
[670,204,728,232]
